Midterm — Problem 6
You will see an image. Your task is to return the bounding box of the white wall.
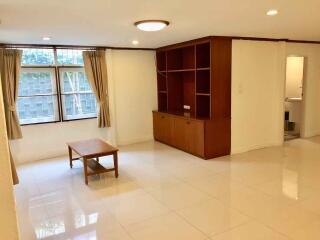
[286,56,304,99]
[231,40,286,154]
[286,43,320,138]
[10,119,111,163]
[108,50,157,145]
[0,77,20,239]
[10,49,157,163]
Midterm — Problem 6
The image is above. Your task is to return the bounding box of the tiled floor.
[15,137,320,240]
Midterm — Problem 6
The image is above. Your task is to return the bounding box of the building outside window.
[18,48,97,125]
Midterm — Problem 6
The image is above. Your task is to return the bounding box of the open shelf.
[196,67,210,71]
[156,51,166,71]
[167,69,195,73]
[167,46,195,71]
[154,37,232,159]
[167,71,195,116]
[157,73,167,92]
[196,95,210,118]
[196,42,210,68]
[158,92,168,112]
[196,69,210,94]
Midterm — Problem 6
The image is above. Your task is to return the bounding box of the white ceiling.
[0,0,319,48]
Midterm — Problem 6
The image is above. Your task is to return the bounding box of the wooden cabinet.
[172,117,187,150]
[153,36,231,159]
[186,120,204,156]
[173,118,204,156]
[153,112,173,145]
[153,112,205,158]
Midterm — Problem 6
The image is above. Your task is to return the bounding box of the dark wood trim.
[54,60,63,123]
[157,36,320,50]
[0,43,155,51]
[107,46,155,51]
[286,39,320,44]
[157,36,212,51]
[2,35,320,51]
[62,116,97,122]
[21,66,56,69]
[231,36,288,42]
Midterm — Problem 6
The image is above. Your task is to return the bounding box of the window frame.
[19,48,97,126]
[18,66,61,125]
[58,66,98,121]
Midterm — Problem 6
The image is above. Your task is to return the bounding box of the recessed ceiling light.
[42,36,51,41]
[132,40,139,45]
[267,9,278,16]
[134,20,169,32]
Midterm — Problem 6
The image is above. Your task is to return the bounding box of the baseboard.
[231,141,283,154]
[302,131,320,139]
[16,151,68,165]
[117,135,154,146]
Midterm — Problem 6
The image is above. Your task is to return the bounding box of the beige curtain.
[83,50,110,127]
[0,49,22,185]
[0,49,23,139]
[9,150,19,185]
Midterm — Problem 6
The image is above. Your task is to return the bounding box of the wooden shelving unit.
[154,37,231,159]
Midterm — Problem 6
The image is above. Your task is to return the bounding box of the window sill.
[20,117,97,126]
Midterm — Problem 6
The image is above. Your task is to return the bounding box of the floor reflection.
[282,168,299,200]
[33,211,98,239]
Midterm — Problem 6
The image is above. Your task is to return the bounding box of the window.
[21,48,54,66]
[60,68,97,120]
[18,68,59,124]
[56,49,84,65]
[18,48,97,125]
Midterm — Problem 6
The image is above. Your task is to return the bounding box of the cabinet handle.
[161,116,165,119]
[186,121,190,124]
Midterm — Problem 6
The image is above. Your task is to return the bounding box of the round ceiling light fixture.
[134,20,169,32]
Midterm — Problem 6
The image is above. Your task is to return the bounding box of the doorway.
[284,56,305,141]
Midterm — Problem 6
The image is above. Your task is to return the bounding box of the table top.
[67,138,118,158]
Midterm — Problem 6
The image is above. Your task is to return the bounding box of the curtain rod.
[0,43,155,51]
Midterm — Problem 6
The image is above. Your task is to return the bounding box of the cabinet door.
[153,112,173,144]
[186,120,204,157]
[172,117,188,150]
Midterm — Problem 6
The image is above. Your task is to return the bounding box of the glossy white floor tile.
[177,198,249,236]
[210,221,289,240]
[15,137,320,240]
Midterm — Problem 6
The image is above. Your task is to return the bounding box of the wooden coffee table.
[67,138,119,185]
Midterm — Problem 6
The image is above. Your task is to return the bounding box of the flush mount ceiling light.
[134,20,169,32]
[267,9,278,16]
[42,36,51,41]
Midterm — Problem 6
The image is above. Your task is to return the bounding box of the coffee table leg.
[68,146,73,168]
[83,157,89,185]
[113,152,118,178]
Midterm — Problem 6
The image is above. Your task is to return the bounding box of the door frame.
[283,55,307,139]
